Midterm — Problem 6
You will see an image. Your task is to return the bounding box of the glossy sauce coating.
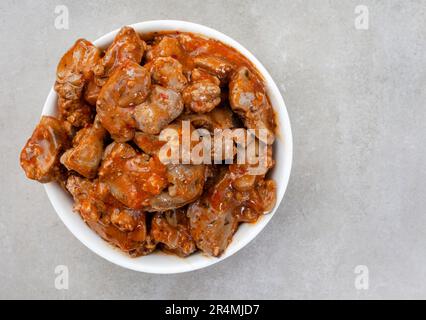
[20,27,279,258]
[98,142,167,209]
[20,116,71,183]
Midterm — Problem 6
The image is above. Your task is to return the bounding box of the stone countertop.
[1,0,425,299]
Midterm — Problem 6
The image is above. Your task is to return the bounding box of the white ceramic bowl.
[42,20,293,274]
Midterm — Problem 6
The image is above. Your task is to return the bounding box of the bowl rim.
[42,20,293,274]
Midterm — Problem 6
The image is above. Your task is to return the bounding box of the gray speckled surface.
[1,0,425,299]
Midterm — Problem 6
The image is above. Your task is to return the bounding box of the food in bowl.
[20,25,279,258]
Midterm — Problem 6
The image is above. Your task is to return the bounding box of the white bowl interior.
[42,20,293,274]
